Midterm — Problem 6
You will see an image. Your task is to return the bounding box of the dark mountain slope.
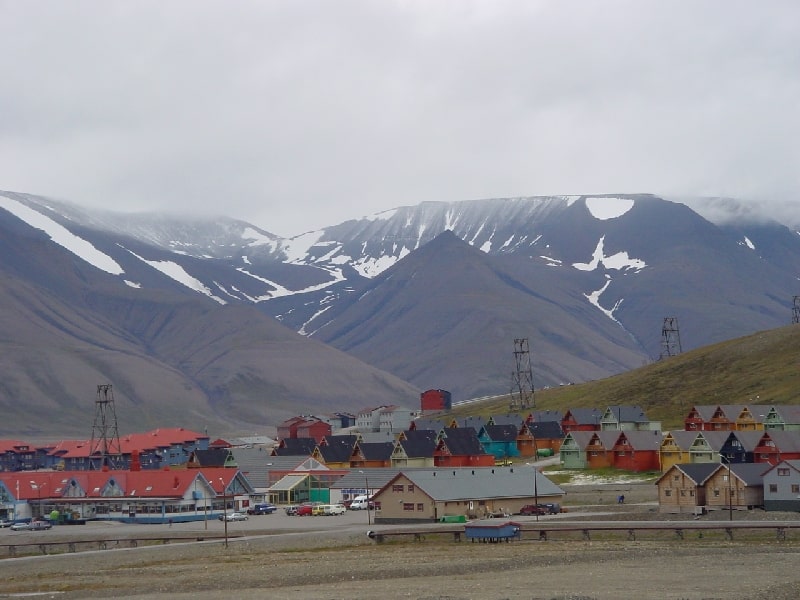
[315,231,647,400]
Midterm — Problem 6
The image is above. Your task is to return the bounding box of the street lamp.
[358,470,371,526]
[219,478,228,548]
[30,481,46,519]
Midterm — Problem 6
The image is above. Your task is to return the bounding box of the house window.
[793,485,800,494]
[778,468,790,476]
[673,475,680,481]
[403,503,414,511]
[664,489,672,497]
[713,489,720,497]
[689,490,694,497]
[408,484,415,493]
[680,490,686,497]
[392,484,404,493]
[416,503,424,511]
[769,484,778,493]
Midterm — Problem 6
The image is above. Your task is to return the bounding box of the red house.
[433,428,495,467]
[753,431,800,465]
[611,431,663,472]
[561,408,603,434]
[295,418,332,444]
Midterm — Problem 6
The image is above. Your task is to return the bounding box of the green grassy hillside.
[440,324,800,430]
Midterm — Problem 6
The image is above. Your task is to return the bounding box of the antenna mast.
[510,338,535,410]
[89,384,123,470]
[659,317,682,359]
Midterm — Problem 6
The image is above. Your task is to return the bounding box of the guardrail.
[368,521,800,544]
[1,534,239,558]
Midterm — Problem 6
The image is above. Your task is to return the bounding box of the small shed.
[464,520,521,543]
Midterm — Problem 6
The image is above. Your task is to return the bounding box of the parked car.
[311,504,327,516]
[246,503,277,515]
[284,504,300,516]
[349,495,374,510]
[326,504,347,516]
[518,503,560,516]
[295,504,314,516]
[10,520,52,531]
[218,512,248,522]
[0,519,13,528]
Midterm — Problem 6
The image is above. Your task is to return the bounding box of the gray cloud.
[1,1,799,237]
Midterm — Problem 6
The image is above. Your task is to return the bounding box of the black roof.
[439,428,486,455]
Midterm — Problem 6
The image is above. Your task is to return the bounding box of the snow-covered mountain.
[1,189,798,418]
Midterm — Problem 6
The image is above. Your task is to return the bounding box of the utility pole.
[510,338,535,410]
[89,385,123,470]
[792,296,800,324]
[659,317,682,359]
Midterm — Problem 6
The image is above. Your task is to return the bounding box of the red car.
[295,503,314,516]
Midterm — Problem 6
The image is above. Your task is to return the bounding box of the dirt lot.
[1,483,799,600]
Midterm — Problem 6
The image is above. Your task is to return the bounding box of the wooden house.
[584,431,619,469]
[659,431,697,472]
[350,441,394,469]
[655,463,718,514]
[762,460,800,511]
[763,406,800,431]
[390,430,437,468]
[611,431,662,472]
[370,466,564,523]
[526,421,565,455]
[559,431,596,469]
[433,428,495,468]
[600,405,660,432]
[752,430,800,465]
[477,424,521,462]
[704,463,767,512]
[561,408,602,433]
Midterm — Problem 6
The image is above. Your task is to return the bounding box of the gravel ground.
[1,483,799,600]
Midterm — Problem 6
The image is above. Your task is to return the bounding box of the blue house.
[477,424,520,461]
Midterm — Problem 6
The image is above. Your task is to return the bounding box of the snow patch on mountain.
[353,252,406,277]
[0,194,125,276]
[242,226,278,250]
[741,236,755,250]
[585,276,623,323]
[586,197,635,220]
[572,236,646,272]
[126,249,226,304]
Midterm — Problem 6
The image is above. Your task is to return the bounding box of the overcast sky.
[1,1,798,237]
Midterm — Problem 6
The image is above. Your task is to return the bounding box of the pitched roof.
[438,428,486,455]
[396,431,437,458]
[617,430,663,451]
[728,462,771,486]
[563,408,603,426]
[562,431,596,450]
[527,421,564,440]
[604,405,650,423]
[663,431,699,450]
[529,410,564,423]
[480,424,518,443]
[357,442,395,461]
[396,466,564,502]
[656,463,719,485]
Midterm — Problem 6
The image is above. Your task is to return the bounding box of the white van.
[349,495,372,510]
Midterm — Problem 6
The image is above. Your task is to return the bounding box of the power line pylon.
[89,384,123,470]
[510,338,535,411]
[659,317,682,359]
[793,296,800,324]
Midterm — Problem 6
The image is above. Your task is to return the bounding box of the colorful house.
[390,430,437,468]
[561,408,602,433]
[433,428,495,468]
[762,460,800,511]
[477,425,521,462]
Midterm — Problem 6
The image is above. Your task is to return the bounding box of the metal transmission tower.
[793,296,800,324]
[510,338,535,410]
[659,317,683,359]
[89,384,123,470]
